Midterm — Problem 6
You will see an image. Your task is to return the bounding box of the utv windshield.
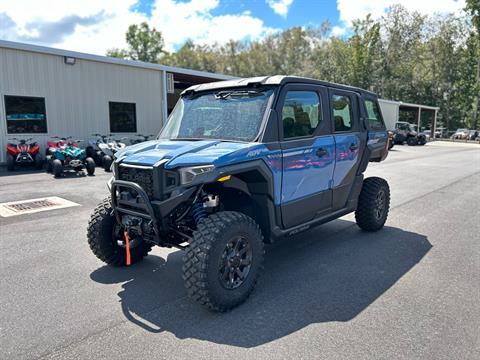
[159,88,274,142]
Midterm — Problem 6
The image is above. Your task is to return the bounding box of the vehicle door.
[329,89,364,210]
[278,84,335,228]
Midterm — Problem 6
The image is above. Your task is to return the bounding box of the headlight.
[179,165,215,185]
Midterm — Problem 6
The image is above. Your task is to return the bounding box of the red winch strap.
[124,230,131,266]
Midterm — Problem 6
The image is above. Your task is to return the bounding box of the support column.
[417,107,422,131]
[432,109,437,139]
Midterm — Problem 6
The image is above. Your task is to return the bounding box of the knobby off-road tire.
[52,159,63,178]
[85,157,96,176]
[355,177,390,232]
[87,198,152,266]
[407,136,417,146]
[183,211,264,312]
[103,155,113,172]
[6,154,15,171]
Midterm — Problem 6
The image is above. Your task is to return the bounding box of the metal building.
[0,40,233,164]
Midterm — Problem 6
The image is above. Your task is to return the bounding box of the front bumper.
[110,179,196,236]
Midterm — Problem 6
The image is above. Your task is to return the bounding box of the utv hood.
[116,139,266,169]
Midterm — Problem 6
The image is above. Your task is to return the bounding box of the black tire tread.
[183,211,264,312]
[355,177,390,232]
[87,198,152,266]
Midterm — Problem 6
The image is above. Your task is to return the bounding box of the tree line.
[107,3,480,131]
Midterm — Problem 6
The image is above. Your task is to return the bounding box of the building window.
[109,102,137,133]
[4,95,48,134]
[332,94,352,132]
[282,91,321,139]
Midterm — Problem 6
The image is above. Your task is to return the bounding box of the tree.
[107,22,166,63]
[465,0,480,129]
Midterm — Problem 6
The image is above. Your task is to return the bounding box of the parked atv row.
[5,134,156,176]
[86,134,155,171]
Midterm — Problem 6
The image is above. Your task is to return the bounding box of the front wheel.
[52,159,63,178]
[85,157,95,176]
[102,155,113,172]
[355,177,390,232]
[87,198,152,266]
[183,211,264,312]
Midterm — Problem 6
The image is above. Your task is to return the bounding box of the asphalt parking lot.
[1,141,479,360]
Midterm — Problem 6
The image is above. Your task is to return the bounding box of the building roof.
[183,75,379,96]
[0,39,234,81]
[378,98,439,111]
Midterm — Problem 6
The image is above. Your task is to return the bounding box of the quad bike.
[86,134,127,171]
[6,138,43,171]
[46,136,68,156]
[46,137,95,178]
[130,134,155,145]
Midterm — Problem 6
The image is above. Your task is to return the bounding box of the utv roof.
[182,75,377,97]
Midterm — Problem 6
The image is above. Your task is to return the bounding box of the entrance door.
[329,89,364,209]
[278,84,335,228]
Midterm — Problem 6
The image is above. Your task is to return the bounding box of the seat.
[294,111,311,136]
[283,117,295,138]
[335,115,350,131]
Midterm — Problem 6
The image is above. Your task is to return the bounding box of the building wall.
[0,47,165,163]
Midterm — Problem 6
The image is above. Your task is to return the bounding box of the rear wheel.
[87,198,152,266]
[183,211,264,312]
[85,157,95,176]
[6,154,15,171]
[52,159,63,178]
[355,177,390,232]
[103,155,113,172]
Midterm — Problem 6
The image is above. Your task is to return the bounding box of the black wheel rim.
[374,190,386,220]
[218,236,253,289]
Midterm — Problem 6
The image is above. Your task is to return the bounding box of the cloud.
[331,25,347,37]
[150,0,276,51]
[21,13,106,43]
[0,0,277,55]
[336,0,466,25]
[266,0,294,18]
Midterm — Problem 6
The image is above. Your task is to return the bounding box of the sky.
[0,0,466,55]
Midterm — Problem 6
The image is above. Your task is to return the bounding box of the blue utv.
[87,76,390,312]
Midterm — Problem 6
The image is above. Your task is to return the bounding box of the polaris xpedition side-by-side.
[87,76,390,312]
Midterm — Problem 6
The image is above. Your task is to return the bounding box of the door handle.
[316,148,328,157]
[349,143,359,151]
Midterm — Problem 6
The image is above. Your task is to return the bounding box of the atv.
[86,134,127,171]
[130,134,155,145]
[46,136,67,156]
[393,122,426,146]
[87,76,390,312]
[6,137,43,171]
[47,137,95,178]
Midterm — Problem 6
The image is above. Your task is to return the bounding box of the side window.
[4,95,48,134]
[332,94,352,132]
[282,91,321,139]
[364,99,384,129]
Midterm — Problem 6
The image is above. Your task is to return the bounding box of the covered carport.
[398,102,439,138]
[162,68,234,116]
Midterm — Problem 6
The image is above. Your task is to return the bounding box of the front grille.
[118,165,154,198]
